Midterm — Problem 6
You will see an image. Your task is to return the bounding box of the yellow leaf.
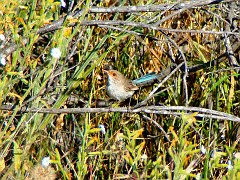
[86,137,98,147]
[17,17,27,29]
[182,112,198,124]
[0,159,5,172]
[132,128,143,140]
[8,92,23,102]
[169,126,178,142]
[89,128,101,134]
[43,18,54,25]
[7,71,24,76]
[47,0,54,4]
[137,141,145,155]
[123,151,133,165]
[63,27,73,38]
[56,113,65,132]
[67,16,78,24]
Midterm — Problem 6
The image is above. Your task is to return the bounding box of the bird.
[104,70,139,101]
[104,64,176,101]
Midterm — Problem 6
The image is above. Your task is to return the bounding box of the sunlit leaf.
[0,159,5,172]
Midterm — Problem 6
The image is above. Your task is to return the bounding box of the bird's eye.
[112,73,116,76]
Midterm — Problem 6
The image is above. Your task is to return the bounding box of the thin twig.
[153,0,204,26]
[142,114,170,142]
[87,0,234,13]
[80,20,239,36]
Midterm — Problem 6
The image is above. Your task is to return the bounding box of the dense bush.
[0,0,239,179]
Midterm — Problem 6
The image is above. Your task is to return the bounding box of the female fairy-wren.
[104,70,138,101]
[104,64,175,101]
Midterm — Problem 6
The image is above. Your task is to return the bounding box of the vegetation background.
[0,0,239,179]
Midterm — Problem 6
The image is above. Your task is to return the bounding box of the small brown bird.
[104,70,138,101]
[104,64,176,101]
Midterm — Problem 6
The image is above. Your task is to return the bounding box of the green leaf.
[13,141,23,171]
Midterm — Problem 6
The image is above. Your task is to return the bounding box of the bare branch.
[80,20,239,36]
[1,104,239,122]
[88,0,234,13]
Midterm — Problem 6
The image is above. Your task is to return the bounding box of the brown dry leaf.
[10,123,15,131]
[169,126,179,143]
[132,128,143,140]
[56,113,65,132]
[25,55,31,66]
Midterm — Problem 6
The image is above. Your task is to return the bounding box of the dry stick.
[142,114,170,142]
[224,2,240,71]
[134,62,184,108]
[78,17,239,80]
[153,0,204,26]
[88,0,234,13]
[80,20,239,35]
[146,106,239,121]
[159,31,188,106]
[154,28,239,36]
[1,105,239,122]
[146,2,177,24]
[99,25,142,36]
[167,41,176,62]
[205,67,240,75]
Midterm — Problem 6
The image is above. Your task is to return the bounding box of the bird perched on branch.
[104,64,175,101]
[104,70,138,101]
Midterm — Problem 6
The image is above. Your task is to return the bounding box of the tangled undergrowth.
[0,0,240,179]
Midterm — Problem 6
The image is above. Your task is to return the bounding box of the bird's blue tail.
[132,73,160,86]
[132,64,176,86]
